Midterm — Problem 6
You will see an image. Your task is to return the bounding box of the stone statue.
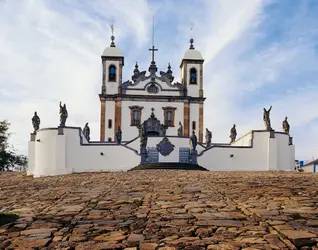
[82,122,90,141]
[116,126,122,144]
[282,117,290,134]
[139,123,148,149]
[177,122,183,136]
[205,128,212,147]
[59,101,68,127]
[189,130,198,151]
[32,111,40,133]
[263,106,272,131]
[230,124,237,143]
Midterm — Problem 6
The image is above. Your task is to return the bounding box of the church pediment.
[122,72,184,95]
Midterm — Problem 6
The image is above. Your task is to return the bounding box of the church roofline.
[99,94,206,103]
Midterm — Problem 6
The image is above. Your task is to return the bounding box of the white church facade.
[27,34,295,177]
[100,37,204,143]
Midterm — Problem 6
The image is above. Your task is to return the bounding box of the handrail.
[120,144,140,156]
[124,136,140,146]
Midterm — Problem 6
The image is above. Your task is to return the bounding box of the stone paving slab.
[0,171,317,249]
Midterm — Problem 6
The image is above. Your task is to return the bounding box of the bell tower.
[100,22,124,141]
[180,36,205,142]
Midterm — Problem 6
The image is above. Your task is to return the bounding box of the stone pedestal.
[190,150,198,164]
[140,147,148,164]
[30,133,36,141]
[58,126,64,135]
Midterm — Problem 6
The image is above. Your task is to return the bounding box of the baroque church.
[27,26,295,177]
[99,33,205,143]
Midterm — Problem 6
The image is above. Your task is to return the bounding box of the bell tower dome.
[180,38,204,98]
[101,25,124,96]
[99,23,125,141]
[179,37,205,143]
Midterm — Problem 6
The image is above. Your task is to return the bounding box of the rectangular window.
[132,110,140,126]
[165,111,173,127]
[192,121,196,130]
[108,119,112,129]
[129,106,144,127]
[163,107,176,127]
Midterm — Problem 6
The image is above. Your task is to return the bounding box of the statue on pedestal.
[139,124,148,150]
[83,122,90,141]
[116,126,122,144]
[189,130,198,152]
[177,122,183,136]
[263,106,272,131]
[205,128,212,147]
[139,123,148,163]
[282,117,290,134]
[59,101,68,127]
[32,111,40,133]
[230,124,237,143]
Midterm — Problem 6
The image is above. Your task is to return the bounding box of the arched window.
[108,65,116,82]
[189,68,197,84]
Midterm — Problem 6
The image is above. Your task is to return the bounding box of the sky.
[1,0,318,161]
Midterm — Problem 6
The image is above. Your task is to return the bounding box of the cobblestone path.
[0,171,317,249]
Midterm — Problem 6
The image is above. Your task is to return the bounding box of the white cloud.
[1,0,318,162]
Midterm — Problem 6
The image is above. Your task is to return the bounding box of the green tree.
[0,120,28,171]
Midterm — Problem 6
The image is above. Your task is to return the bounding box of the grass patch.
[0,213,19,226]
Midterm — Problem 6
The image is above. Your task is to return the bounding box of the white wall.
[29,128,295,178]
[276,133,294,171]
[198,131,294,171]
[232,132,253,146]
[121,101,184,141]
[27,141,35,175]
[31,128,139,177]
[105,101,115,141]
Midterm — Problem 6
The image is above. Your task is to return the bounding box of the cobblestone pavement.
[0,171,318,250]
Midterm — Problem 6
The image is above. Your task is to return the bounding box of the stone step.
[128,162,208,171]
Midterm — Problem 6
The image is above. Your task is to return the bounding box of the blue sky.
[1,0,318,160]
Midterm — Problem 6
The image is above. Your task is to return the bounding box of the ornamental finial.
[110,18,116,47]
[189,22,195,49]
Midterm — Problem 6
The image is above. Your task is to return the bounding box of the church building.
[99,34,205,143]
[27,27,295,177]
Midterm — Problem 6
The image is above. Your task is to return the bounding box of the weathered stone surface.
[94,231,127,241]
[0,171,317,249]
[140,243,159,250]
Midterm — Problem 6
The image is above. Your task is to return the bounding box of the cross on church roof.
[149,46,158,63]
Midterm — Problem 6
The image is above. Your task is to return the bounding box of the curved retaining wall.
[28,127,295,177]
